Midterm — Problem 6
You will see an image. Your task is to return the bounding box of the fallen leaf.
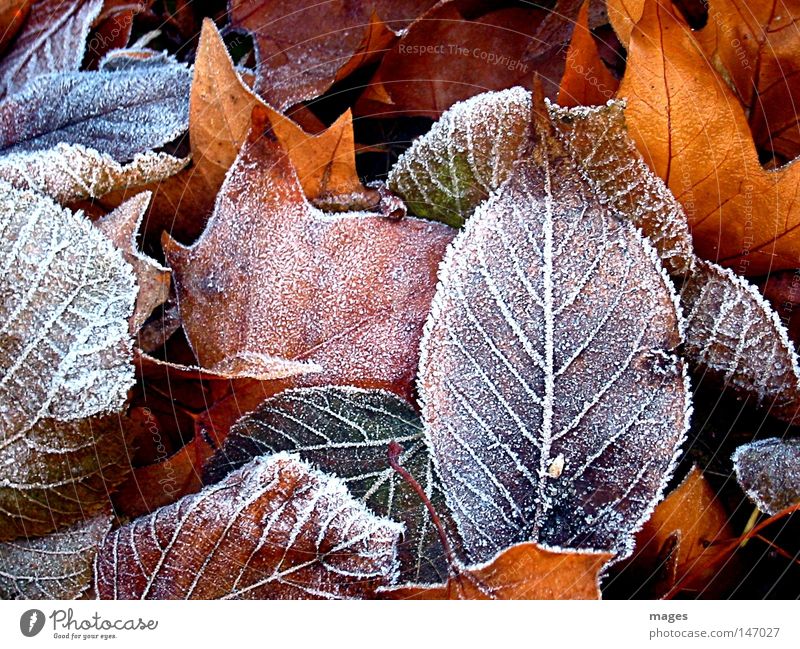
[681,259,800,423]
[0,514,112,599]
[605,0,644,47]
[617,0,800,275]
[163,107,454,400]
[95,193,171,333]
[0,143,187,204]
[358,2,559,119]
[418,97,689,563]
[0,0,102,98]
[557,1,619,107]
[204,386,453,583]
[0,415,131,540]
[95,453,403,599]
[733,438,800,515]
[0,181,135,430]
[381,542,612,599]
[0,49,191,162]
[229,0,435,110]
[759,269,800,345]
[617,467,735,597]
[696,0,800,161]
[387,87,531,228]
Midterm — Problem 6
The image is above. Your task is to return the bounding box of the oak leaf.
[418,99,689,563]
[204,386,453,583]
[95,453,403,599]
[381,542,611,600]
[0,514,111,599]
[733,438,800,515]
[163,108,454,400]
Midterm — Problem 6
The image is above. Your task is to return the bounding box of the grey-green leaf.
[204,386,452,583]
[732,438,800,515]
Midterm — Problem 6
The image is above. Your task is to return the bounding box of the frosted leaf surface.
[0,143,188,203]
[0,513,111,599]
[0,54,191,162]
[418,110,690,563]
[387,87,531,228]
[547,100,694,275]
[682,259,800,423]
[0,0,102,98]
[95,192,171,333]
[164,117,454,401]
[0,415,131,540]
[732,438,800,515]
[204,386,452,583]
[94,453,403,599]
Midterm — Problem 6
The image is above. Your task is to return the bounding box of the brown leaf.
[163,107,454,401]
[417,89,689,563]
[0,0,102,98]
[381,542,611,599]
[617,0,800,275]
[733,438,800,515]
[557,1,619,107]
[0,514,112,599]
[357,2,561,118]
[95,453,402,599]
[229,0,435,110]
[620,468,734,597]
[0,1,31,55]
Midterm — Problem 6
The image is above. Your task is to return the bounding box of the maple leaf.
[0,143,187,204]
[163,107,454,400]
[614,467,735,598]
[733,438,800,515]
[556,1,619,107]
[357,2,565,119]
[95,192,171,333]
[0,49,190,163]
[617,0,800,275]
[95,453,403,599]
[0,0,103,98]
[228,0,436,110]
[417,95,689,563]
[381,542,612,600]
[0,513,111,599]
[204,386,455,583]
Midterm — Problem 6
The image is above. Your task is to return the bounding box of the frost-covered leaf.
[548,100,693,275]
[0,415,131,540]
[387,87,531,228]
[0,513,112,599]
[95,192,171,332]
[204,386,452,583]
[733,438,800,515]
[95,453,402,599]
[381,542,612,600]
[0,52,191,162]
[389,89,694,274]
[0,143,188,203]
[418,105,689,563]
[681,260,800,423]
[163,108,454,400]
[0,181,136,430]
[0,0,103,98]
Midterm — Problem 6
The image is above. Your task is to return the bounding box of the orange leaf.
[618,0,800,275]
[557,1,619,107]
[381,542,612,600]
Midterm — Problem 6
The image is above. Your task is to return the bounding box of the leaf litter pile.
[0,0,799,600]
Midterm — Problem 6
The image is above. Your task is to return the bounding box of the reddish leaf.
[163,107,454,401]
[96,453,403,599]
